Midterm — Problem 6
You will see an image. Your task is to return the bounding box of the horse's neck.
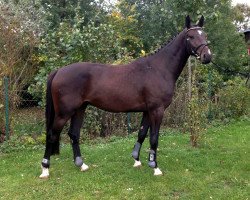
[149,31,190,81]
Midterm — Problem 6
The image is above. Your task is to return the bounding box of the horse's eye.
[189,36,194,39]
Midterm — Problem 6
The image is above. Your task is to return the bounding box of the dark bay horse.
[39,15,212,178]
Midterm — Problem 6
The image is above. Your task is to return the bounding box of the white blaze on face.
[198,30,203,36]
[208,49,211,55]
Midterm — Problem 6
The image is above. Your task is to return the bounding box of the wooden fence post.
[4,76,9,140]
[127,113,131,135]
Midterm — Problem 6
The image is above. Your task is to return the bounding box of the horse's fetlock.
[148,161,157,168]
[148,150,157,168]
[132,142,141,160]
[75,156,83,167]
[42,158,50,168]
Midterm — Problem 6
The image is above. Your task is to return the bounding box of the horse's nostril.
[201,53,211,64]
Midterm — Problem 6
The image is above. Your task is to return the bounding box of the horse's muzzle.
[200,47,212,64]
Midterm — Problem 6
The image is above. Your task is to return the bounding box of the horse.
[39,15,212,178]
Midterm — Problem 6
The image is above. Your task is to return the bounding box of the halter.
[185,27,208,59]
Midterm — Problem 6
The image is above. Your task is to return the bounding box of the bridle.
[185,27,208,59]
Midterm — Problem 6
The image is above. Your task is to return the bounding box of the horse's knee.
[47,130,59,143]
[67,132,73,139]
[68,133,79,144]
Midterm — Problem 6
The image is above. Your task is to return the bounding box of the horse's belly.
[89,94,146,113]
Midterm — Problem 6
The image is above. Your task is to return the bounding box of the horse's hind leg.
[68,107,89,172]
[40,115,68,179]
[132,112,150,167]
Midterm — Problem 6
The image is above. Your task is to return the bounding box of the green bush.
[215,78,250,119]
[29,19,129,106]
[0,134,43,153]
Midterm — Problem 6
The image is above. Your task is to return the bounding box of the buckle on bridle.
[192,43,208,59]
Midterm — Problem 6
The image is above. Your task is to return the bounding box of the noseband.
[185,27,208,59]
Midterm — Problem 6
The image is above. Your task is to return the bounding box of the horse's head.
[185,15,212,64]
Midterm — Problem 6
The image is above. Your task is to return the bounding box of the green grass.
[0,120,249,200]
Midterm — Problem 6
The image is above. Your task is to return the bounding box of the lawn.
[0,119,249,200]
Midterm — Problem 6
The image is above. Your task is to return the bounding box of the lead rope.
[210,60,250,86]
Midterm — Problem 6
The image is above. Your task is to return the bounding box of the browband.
[186,27,202,33]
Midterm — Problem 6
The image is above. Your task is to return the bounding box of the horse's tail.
[45,70,59,155]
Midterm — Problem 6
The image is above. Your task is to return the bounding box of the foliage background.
[0,0,249,145]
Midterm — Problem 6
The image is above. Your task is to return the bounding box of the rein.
[211,60,250,78]
[185,29,249,83]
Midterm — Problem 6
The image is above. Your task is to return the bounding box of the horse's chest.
[157,85,175,108]
[162,93,174,108]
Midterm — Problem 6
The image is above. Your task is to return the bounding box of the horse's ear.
[197,15,204,27]
[185,15,191,29]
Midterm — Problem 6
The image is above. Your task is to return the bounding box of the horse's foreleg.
[132,112,150,167]
[148,108,164,176]
[40,116,68,179]
[68,108,89,172]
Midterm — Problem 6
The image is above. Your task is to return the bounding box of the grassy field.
[0,119,249,200]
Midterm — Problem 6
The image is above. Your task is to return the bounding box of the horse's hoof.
[39,166,49,179]
[39,174,49,179]
[154,168,163,176]
[133,160,142,168]
[80,163,89,172]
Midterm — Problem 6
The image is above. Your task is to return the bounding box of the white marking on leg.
[154,168,163,176]
[133,159,142,168]
[39,165,49,179]
[80,163,89,171]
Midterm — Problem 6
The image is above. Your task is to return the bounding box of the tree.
[0,1,42,102]
[117,0,248,78]
[0,0,43,137]
[108,1,142,57]
[40,0,108,29]
[206,1,248,78]
[233,3,250,31]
